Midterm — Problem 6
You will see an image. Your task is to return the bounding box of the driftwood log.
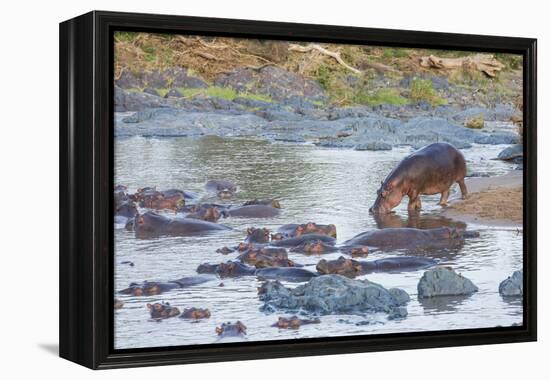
[289,43,362,74]
[418,54,505,77]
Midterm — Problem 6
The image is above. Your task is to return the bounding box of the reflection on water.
[114,136,523,349]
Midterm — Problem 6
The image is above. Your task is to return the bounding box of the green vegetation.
[354,88,409,106]
[409,78,446,106]
[176,86,273,102]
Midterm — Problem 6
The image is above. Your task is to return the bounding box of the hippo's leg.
[407,193,421,211]
[438,188,450,206]
[458,179,468,199]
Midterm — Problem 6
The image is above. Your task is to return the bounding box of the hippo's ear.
[146,303,152,310]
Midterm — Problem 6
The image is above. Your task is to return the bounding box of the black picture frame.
[59,10,537,369]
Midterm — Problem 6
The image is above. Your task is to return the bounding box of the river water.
[114,135,523,349]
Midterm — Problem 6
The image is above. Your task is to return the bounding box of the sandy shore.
[444,171,523,228]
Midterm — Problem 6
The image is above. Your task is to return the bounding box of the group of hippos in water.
[115,142,476,337]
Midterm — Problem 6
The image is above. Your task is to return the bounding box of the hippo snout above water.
[206,179,237,199]
[370,142,468,214]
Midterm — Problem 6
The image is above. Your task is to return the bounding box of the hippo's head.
[216,321,247,336]
[182,307,211,319]
[217,189,235,199]
[301,240,327,254]
[350,246,369,258]
[246,227,271,243]
[203,207,221,222]
[147,302,180,319]
[369,181,403,214]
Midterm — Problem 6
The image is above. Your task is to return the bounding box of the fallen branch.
[361,60,400,74]
[289,43,361,74]
[418,54,505,77]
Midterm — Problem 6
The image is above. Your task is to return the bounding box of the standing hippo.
[134,211,230,238]
[370,143,468,214]
[342,227,479,251]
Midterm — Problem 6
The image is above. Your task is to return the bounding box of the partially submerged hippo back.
[272,316,320,329]
[272,234,336,248]
[197,261,256,278]
[342,227,472,251]
[370,142,468,214]
[256,267,319,282]
[180,307,211,319]
[134,211,230,238]
[226,205,280,218]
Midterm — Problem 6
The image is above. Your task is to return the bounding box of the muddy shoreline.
[444,172,523,228]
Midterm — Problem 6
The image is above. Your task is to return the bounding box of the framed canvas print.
[59,11,537,369]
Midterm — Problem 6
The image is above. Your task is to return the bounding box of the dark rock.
[417,267,478,298]
[258,275,409,316]
[143,87,160,97]
[116,71,144,89]
[499,270,523,297]
[354,141,392,151]
[214,66,327,101]
[165,88,183,98]
[498,144,523,161]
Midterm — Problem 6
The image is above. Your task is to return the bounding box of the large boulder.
[417,267,478,298]
[499,270,523,297]
[498,145,523,161]
[258,274,409,318]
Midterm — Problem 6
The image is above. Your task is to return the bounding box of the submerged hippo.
[206,180,237,199]
[243,199,281,208]
[316,257,363,278]
[180,307,211,319]
[237,247,297,268]
[370,143,468,214]
[216,321,247,337]
[272,234,336,248]
[224,204,280,218]
[119,276,211,296]
[342,227,478,252]
[272,316,320,329]
[316,256,437,278]
[134,211,230,238]
[115,200,138,219]
[147,302,180,320]
[197,261,257,277]
[185,204,222,222]
[255,267,319,282]
[290,240,339,254]
[197,261,317,282]
[277,222,337,239]
[246,227,271,243]
[132,187,191,210]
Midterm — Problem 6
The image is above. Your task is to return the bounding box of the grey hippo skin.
[197,261,318,282]
[224,204,280,218]
[119,276,211,296]
[342,227,478,251]
[271,234,336,247]
[316,256,437,278]
[134,211,230,238]
[370,142,468,214]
